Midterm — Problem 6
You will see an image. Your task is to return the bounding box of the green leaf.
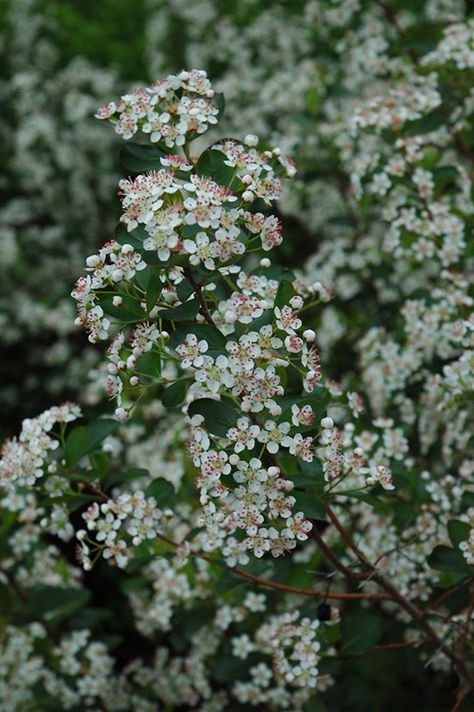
[89,451,109,479]
[65,420,117,467]
[404,108,445,136]
[137,351,161,379]
[98,294,147,321]
[169,324,227,356]
[428,545,473,576]
[341,613,382,654]
[159,297,200,321]
[18,586,91,624]
[146,271,164,312]
[188,397,239,437]
[195,147,235,187]
[119,142,166,172]
[144,478,176,508]
[337,489,387,515]
[162,379,190,408]
[292,490,327,519]
[275,279,296,308]
[448,520,471,547]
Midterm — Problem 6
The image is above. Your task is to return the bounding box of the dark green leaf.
[162,379,189,408]
[120,142,166,172]
[159,297,200,321]
[188,397,239,437]
[341,613,382,654]
[292,490,327,519]
[65,420,117,466]
[146,271,164,312]
[428,545,473,575]
[448,520,471,547]
[275,279,296,308]
[144,478,176,507]
[195,147,235,187]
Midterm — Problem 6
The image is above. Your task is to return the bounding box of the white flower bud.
[268,466,280,477]
[115,407,128,422]
[241,174,253,185]
[321,416,334,429]
[260,258,271,268]
[244,134,258,147]
[86,254,101,268]
[130,376,139,386]
[229,454,240,465]
[112,296,123,307]
[290,295,303,309]
[121,243,134,254]
[127,355,137,369]
[224,310,237,324]
[161,330,170,339]
[242,190,254,202]
[303,329,316,341]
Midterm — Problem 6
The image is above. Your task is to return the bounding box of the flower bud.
[303,329,316,341]
[112,296,123,307]
[290,295,303,309]
[242,190,254,202]
[260,258,271,268]
[244,134,258,147]
[321,416,334,429]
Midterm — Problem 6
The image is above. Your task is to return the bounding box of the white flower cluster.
[95,69,219,145]
[77,490,165,569]
[0,404,81,488]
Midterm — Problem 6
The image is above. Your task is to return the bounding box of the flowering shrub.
[1,3,474,711]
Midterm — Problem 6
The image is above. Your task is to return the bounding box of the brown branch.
[155,532,388,601]
[183,267,217,326]
[325,506,474,687]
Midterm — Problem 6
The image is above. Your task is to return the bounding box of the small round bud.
[229,454,240,465]
[242,190,254,202]
[115,407,128,422]
[244,133,258,147]
[130,376,139,387]
[313,281,322,291]
[260,258,271,268]
[179,70,190,81]
[289,295,303,309]
[121,243,134,254]
[268,466,280,477]
[161,330,170,339]
[241,174,253,185]
[303,329,316,342]
[321,416,334,429]
[112,296,123,307]
[127,355,137,369]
